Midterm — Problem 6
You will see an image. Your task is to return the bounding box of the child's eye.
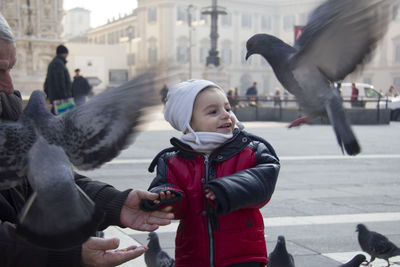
[208,110,217,114]
[225,107,231,112]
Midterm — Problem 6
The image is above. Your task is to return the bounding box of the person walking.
[72,68,92,106]
[44,44,73,114]
[246,82,258,106]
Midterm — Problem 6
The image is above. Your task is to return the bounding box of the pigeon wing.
[40,71,158,170]
[291,0,393,81]
[157,251,175,267]
[0,117,37,187]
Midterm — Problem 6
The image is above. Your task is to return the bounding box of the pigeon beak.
[245,51,252,60]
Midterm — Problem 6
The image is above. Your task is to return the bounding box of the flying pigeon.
[268,235,295,267]
[0,70,160,248]
[145,232,175,267]
[356,223,400,266]
[338,254,366,267]
[246,0,395,155]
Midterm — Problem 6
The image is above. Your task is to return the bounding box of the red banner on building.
[294,25,305,41]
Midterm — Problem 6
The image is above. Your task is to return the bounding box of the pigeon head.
[356,224,368,233]
[246,33,286,60]
[352,254,366,264]
[147,232,161,249]
[23,90,51,117]
[277,235,287,248]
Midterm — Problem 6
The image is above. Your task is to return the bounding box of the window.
[283,15,295,31]
[177,6,187,23]
[148,47,157,63]
[261,15,271,30]
[396,44,400,63]
[127,54,135,66]
[394,76,400,86]
[200,13,209,25]
[241,13,252,28]
[200,46,209,64]
[221,47,232,65]
[221,12,231,26]
[177,45,188,62]
[148,7,157,23]
[364,86,380,98]
[393,4,399,21]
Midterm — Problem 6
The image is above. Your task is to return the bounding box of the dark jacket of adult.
[72,76,91,98]
[141,129,280,267]
[0,93,131,266]
[0,174,130,267]
[44,55,72,102]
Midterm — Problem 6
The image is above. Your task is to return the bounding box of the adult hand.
[120,189,174,231]
[81,237,146,267]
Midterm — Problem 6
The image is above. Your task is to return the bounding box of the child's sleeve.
[204,140,280,216]
[140,153,187,218]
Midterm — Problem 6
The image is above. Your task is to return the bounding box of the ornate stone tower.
[0,0,64,98]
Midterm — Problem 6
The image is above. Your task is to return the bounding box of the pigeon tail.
[16,137,104,249]
[17,185,104,249]
[325,94,360,156]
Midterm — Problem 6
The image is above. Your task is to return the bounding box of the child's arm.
[140,154,187,218]
[204,140,280,216]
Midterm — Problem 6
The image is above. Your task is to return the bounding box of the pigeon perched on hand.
[246,0,395,155]
[338,254,366,267]
[356,223,400,266]
[268,235,295,267]
[0,70,160,248]
[145,232,175,267]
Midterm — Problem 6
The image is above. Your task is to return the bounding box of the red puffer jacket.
[141,130,280,267]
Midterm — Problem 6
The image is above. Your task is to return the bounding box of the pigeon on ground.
[0,70,160,248]
[268,235,295,267]
[246,0,395,155]
[145,232,175,267]
[338,254,366,267]
[356,223,400,266]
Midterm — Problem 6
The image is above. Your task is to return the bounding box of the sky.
[63,0,138,28]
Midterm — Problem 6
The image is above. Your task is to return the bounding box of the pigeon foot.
[288,117,310,128]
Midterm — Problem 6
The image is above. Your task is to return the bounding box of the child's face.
[190,87,236,134]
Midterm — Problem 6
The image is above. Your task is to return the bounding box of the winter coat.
[72,76,91,98]
[0,173,131,267]
[44,55,72,103]
[141,129,280,267]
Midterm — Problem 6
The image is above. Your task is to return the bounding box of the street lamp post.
[202,0,226,67]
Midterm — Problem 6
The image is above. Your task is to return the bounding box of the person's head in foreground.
[0,14,16,94]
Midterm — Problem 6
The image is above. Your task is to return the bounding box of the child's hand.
[153,190,176,204]
[204,188,216,200]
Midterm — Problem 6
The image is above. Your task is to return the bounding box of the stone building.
[1,0,65,98]
[85,0,400,95]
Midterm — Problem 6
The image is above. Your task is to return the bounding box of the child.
[141,79,280,267]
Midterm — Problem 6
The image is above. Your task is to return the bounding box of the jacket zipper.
[204,155,215,267]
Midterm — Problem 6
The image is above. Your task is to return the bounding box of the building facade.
[1,0,65,98]
[62,7,90,40]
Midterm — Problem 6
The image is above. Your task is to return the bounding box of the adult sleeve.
[0,221,82,267]
[74,173,131,229]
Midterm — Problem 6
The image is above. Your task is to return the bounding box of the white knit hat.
[164,79,223,133]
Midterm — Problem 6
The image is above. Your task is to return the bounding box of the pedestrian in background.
[44,44,73,114]
[246,81,258,106]
[72,68,92,106]
[160,84,168,105]
[141,79,280,267]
